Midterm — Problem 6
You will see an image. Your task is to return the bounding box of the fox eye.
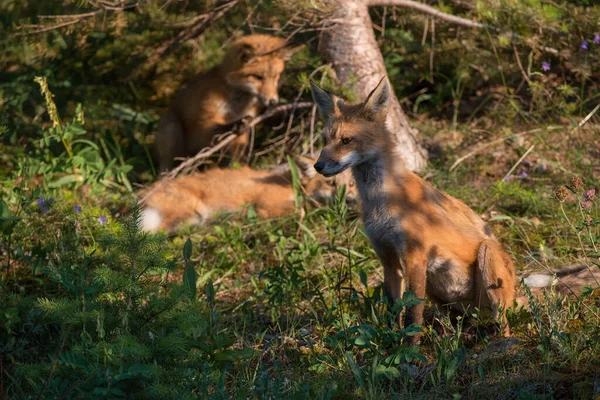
[252,74,265,81]
[341,137,353,145]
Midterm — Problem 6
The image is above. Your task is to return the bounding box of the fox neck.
[224,86,260,120]
[351,135,408,217]
[351,152,388,220]
[352,154,384,201]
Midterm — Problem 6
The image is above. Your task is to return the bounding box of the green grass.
[2,1,600,397]
[2,118,599,399]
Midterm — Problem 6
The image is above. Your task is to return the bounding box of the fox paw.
[233,116,252,135]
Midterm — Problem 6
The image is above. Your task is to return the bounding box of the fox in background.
[155,34,302,171]
[311,77,517,343]
[518,264,600,306]
[139,155,352,233]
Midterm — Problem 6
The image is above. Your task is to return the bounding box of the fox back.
[140,156,338,233]
[155,35,302,171]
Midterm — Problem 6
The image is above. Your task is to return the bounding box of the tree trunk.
[318,0,427,171]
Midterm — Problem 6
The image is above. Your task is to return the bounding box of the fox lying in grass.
[155,34,301,171]
[311,77,516,342]
[519,264,600,306]
[140,155,343,233]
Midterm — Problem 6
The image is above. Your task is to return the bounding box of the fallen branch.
[368,0,559,55]
[368,0,488,30]
[503,143,534,182]
[139,102,313,203]
[449,126,563,172]
[570,102,600,135]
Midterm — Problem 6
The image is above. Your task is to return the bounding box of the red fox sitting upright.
[155,34,301,171]
[310,78,516,342]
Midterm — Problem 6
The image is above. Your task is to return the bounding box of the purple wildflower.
[519,171,529,178]
[581,41,589,50]
[74,204,82,214]
[37,195,55,214]
[584,188,596,201]
[97,215,108,226]
[541,61,551,72]
[581,201,592,211]
[594,35,600,45]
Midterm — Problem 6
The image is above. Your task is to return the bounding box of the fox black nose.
[267,98,278,106]
[314,161,325,174]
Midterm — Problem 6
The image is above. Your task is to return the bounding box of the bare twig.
[140,102,312,203]
[277,89,308,163]
[368,0,489,30]
[145,0,239,71]
[15,0,148,36]
[513,44,532,86]
[570,102,600,135]
[429,18,435,83]
[220,0,264,50]
[421,16,429,46]
[449,127,561,172]
[503,144,535,182]
[369,0,560,55]
[309,104,317,158]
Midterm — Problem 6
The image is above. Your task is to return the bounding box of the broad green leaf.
[182,238,192,259]
[345,351,365,389]
[0,200,20,236]
[213,348,257,361]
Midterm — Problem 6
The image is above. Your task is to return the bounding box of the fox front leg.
[403,254,428,345]
[375,245,405,321]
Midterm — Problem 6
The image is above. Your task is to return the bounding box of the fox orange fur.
[155,34,301,171]
[140,155,340,233]
[311,77,516,342]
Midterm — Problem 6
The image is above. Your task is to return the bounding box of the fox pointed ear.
[310,81,340,124]
[280,43,305,61]
[363,76,391,121]
[237,44,256,65]
[291,154,317,178]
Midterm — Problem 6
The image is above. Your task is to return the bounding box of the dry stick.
[513,44,532,86]
[140,102,312,203]
[368,0,489,30]
[308,66,331,157]
[369,0,559,55]
[146,0,238,71]
[381,6,387,38]
[449,126,562,172]
[35,329,70,400]
[309,105,317,158]
[15,0,148,36]
[220,0,264,50]
[246,125,256,161]
[421,15,429,46]
[429,18,435,84]
[570,102,600,135]
[276,80,314,163]
[277,107,301,164]
[503,144,534,182]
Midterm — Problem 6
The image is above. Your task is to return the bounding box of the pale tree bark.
[318,0,427,171]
